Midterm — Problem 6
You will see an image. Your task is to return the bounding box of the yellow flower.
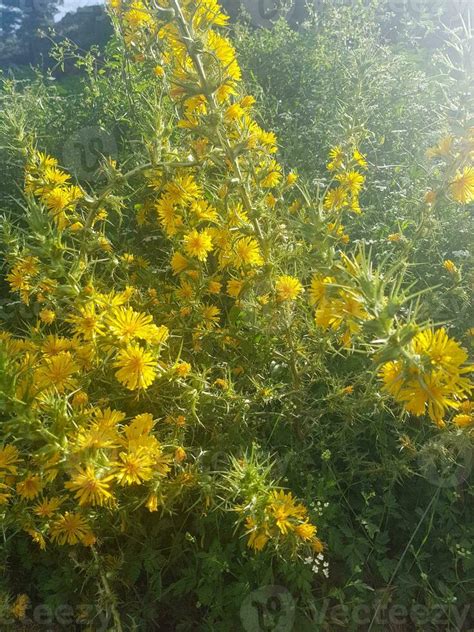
[39,308,56,324]
[0,445,20,474]
[426,135,453,159]
[171,251,189,274]
[42,187,73,226]
[35,352,78,393]
[388,233,402,242]
[124,413,155,442]
[260,159,282,188]
[309,275,334,306]
[174,447,186,463]
[380,329,472,424]
[98,236,113,252]
[65,465,114,506]
[353,148,367,168]
[213,378,228,389]
[16,474,43,500]
[245,517,270,552]
[164,174,202,206]
[379,361,405,399]
[50,512,90,545]
[201,304,221,329]
[74,410,122,451]
[25,528,46,550]
[267,490,307,534]
[206,31,241,82]
[82,531,97,547]
[443,259,458,275]
[193,0,229,27]
[124,0,154,29]
[240,95,256,109]
[453,413,473,428]
[41,334,72,356]
[11,594,29,620]
[311,537,324,554]
[113,450,154,485]
[324,187,347,211]
[175,361,191,377]
[233,237,263,268]
[275,275,303,302]
[225,103,244,122]
[294,521,317,541]
[71,391,89,408]
[146,492,159,512]
[460,400,473,413]
[114,344,158,391]
[450,167,474,204]
[121,252,135,264]
[156,195,183,236]
[399,372,457,423]
[68,303,105,339]
[183,229,213,261]
[41,166,71,189]
[227,278,244,298]
[327,146,344,171]
[6,268,31,294]
[191,200,219,222]
[33,496,63,518]
[207,280,222,294]
[412,328,468,377]
[335,170,365,194]
[106,306,157,343]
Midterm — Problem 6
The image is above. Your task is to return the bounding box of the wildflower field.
[0,0,473,629]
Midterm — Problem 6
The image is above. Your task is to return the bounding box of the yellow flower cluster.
[309,272,369,348]
[108,0,310,336]
[244,490,322,553]
[324,145,367,214]
[0,0,323,562]
[1,0,472,580]
[25,151,84,229]
[426,128,474,205]
[0,394,190,547]
[380,328,473,426]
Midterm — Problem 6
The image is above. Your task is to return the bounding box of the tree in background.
[0,0,22,38]
[0,0,62,66]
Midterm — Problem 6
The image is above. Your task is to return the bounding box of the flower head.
[275,275,303,302]
[114,344,158,391]
[183,229,213,261]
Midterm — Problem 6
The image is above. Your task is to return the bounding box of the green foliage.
[0,1,472,630]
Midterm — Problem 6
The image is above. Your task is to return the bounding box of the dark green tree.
[0,0,62,66]
[0,0,22,38]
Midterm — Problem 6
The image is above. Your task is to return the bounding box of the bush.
[0,0,472,629]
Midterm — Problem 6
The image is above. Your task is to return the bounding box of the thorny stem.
[166,0,267,249]
[92,546,124,632]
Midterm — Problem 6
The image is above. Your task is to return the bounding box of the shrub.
[0,0,472,629]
